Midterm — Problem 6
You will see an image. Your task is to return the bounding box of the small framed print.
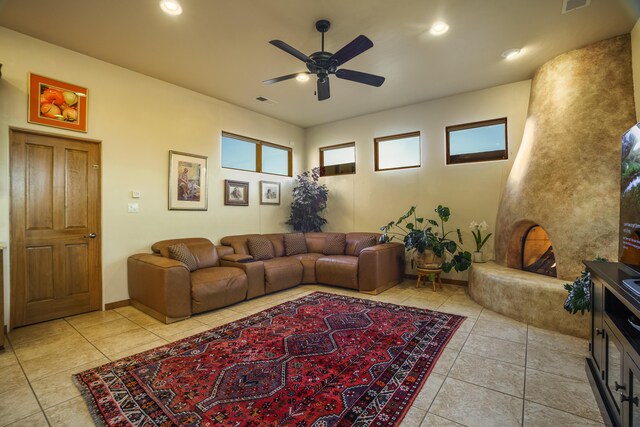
[225,180,249,206]
[260,181,281,205]
[28,73,88,132]
[169,151,208,210]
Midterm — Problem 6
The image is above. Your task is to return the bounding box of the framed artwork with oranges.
[28,73,88,132]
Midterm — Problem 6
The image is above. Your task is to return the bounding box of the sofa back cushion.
[284,233,308,256]
[345,233,380,256]
[152,238,220,268]
[247,236,275,260]
[167,243,198,271]
[264,234,286,257]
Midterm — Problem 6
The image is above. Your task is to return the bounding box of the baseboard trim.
[105,299,131,310]
[404,274,468,287]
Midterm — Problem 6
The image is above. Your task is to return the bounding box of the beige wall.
[0,27,304,324]
[304,80,532,280]
[633,18,640,121]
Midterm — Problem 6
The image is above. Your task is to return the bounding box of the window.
[374,132,421,171]
[446,118,508,165]
[222,132,292,176]
[319,142,356,176]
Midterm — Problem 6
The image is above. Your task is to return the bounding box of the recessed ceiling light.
[430,22,449,35]
[502,48,522,60]
[160,0,182,16]
[296,73,310,82]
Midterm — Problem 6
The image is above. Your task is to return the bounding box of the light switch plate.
[131,191,141,198]
[128,203,139,213]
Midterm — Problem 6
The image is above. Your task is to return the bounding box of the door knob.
[85,233,97,238]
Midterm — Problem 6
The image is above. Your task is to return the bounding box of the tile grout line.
[6,329,54,427]
[521,324,528,425]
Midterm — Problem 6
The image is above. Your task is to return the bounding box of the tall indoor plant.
[286,167,329,232]
[380,205,472,273]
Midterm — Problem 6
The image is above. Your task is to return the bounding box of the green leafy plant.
[380,205,472,273]
[286,167,329,232]
[563,257,607,315]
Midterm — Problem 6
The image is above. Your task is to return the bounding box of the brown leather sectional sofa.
[127,232,405,323]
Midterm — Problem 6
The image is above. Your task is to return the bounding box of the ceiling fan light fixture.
[502,48,522,60]
[160,0,182,16]
[430,21,449,35]
[296,73,309,82]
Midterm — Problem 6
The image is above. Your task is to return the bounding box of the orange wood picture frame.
[28,73,88,132]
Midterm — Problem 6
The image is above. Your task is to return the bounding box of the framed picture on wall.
[168,151,208,210]
[225,180,249,206]
[260,181,281,205]
[28,73,88,132]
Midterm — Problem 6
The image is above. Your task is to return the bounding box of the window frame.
[374,131,421,172]
[445,117,508,165]
[319,142,356,177]
[221,131,292,177]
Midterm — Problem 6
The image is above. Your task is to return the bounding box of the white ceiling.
[0,0,638,128]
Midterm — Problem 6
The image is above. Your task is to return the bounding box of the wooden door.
[10,129,101,327]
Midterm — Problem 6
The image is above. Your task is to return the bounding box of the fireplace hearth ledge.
[468,261,589,338]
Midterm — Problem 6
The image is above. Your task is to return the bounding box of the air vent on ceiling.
[562,0,590,13]
[256,96,277,105]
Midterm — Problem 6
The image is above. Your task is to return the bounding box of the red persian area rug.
[74,292,464,426]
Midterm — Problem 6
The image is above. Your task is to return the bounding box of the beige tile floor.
[0,281,603,427]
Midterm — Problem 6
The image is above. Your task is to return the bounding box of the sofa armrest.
[358,243,405,293]
[127,254,192,320]
[220,258,265,299]
[221,253,254,262]
[216,245,234,257]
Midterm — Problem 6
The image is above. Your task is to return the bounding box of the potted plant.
[563,257,607,314]
[469,221,492,262]
[380,205,472,273]
[286,167,329,232]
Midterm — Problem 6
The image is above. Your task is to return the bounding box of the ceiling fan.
[263,19,385,101]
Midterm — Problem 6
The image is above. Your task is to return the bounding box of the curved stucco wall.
[495,35,636,280]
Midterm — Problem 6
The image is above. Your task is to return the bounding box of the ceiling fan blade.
[335,69,385,87]
[263,72,310,85]
[317,78,330,101]
[269,40,310,63]
[330,35,374,66]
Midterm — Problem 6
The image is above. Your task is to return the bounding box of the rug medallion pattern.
[74,292,464,426]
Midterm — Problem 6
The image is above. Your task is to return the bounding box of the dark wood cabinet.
[586,261,640,427]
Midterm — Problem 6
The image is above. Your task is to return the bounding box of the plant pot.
[414,250,443,269]
[473,251,484,263]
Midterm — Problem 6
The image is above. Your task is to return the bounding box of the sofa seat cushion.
[262,257,303,293]
[290,253,324,284]
[316,255,359,290]
[190,267,247,314]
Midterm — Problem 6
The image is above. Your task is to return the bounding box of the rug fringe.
[72,374,109,427]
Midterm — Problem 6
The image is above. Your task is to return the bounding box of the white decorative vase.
[473,251,484,263]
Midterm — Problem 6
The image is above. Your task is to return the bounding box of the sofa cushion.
[284,233,308,256]
[290,253,324,283]
[265,234,286,257]
[190,267,248,313]
[262,257,303,293]
[247,237,275,260]
[316,255,359,289]
[167,243,198,271]
[353,235,378,255]
[323,234,346,255]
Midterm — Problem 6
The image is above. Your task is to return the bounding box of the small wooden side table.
[416,266,443,292]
